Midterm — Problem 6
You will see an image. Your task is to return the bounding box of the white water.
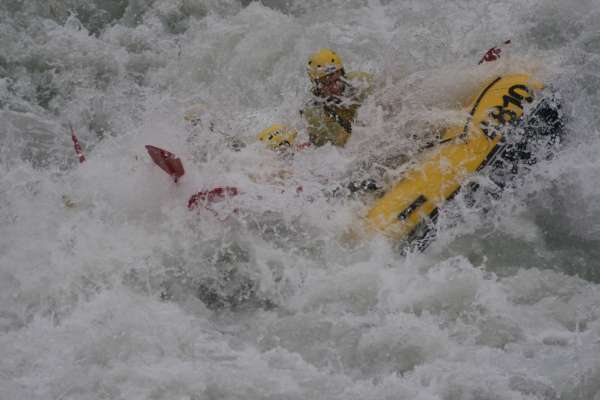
[2,1,600,399]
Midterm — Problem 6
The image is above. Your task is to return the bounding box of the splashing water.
[2,1,600,399]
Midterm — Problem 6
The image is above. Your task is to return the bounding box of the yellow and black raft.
[365,74,557,245]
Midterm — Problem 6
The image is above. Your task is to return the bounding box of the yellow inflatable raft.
[365,74,545,243]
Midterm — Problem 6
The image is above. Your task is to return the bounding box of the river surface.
[2,1,600,399]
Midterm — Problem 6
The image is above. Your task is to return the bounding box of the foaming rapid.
[2,1,600,399]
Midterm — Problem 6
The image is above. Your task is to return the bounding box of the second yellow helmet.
[307,48,343,81]
[257,124,298,149]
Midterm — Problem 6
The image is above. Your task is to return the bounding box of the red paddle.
[478,40,511,65]
[69,123,86,163]
[145,145,185,183]
[188,187,240,210]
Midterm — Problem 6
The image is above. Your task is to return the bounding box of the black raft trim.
[461,76,503,139]
[475,142,506,172]
[438,76,503,145]
[397,195,427,221]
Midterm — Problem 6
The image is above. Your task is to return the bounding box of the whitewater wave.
[2,0,600,399]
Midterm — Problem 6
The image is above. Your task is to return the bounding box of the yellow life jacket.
[303,71,373,147]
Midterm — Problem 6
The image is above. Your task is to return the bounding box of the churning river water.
[2,0,600,399]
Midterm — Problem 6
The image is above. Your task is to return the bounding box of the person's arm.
[346,71,374,102]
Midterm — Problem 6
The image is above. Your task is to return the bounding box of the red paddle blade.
[145,145,185,182]
[188,187,240,210]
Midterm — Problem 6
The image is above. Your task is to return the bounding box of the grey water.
[1,1,600,399]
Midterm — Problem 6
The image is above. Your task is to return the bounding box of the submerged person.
[257,123,299,152]
[255,122,382,200]
[252,124,300,184]
[302,48,373,147]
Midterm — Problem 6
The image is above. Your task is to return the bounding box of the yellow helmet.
[257,124,298,149]
[307,48,343,81]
